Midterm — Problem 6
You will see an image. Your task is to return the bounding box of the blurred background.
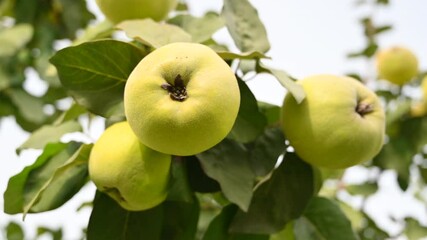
[1,0,427,239]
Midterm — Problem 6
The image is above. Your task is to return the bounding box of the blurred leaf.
[249,127,285,177]
[6,222,24,240]
[374,117,427,190]
[23,143,91,215]
[50,39,146,117]
[348,42,378,58]
[228,79,267,143]
[198,139,255,212]
[17,120,82,153]
[7,88,46,125]
[203,205,269,240]
[73,20,114,46]
[4,142,68,214]
[117,19,192,48]
[167,157,194,203]
[257,102,281,126]
[56,0,96,38]
[256,63,305,104]
[294,197,358,240]
[185,156,221,193]
[269,222,295,240]
[385,99,411,128]
[168,12,225,43]
[88,192,200,240]
[53,103,87,124]
[339,201,365,231]
[217,51,269,60]
[375,25,392,35]
[0,24,33,57]
[230,152,314,234]
[357,212,390,240]
[404,218,427,240]
[36,226,63,240]
[346,182,378,197]
[222,0,270,53]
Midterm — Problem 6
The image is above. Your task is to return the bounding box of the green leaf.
[73,20,114,46]
[269,222,295,240]
[347,42,378,58]
[249,127,286,177]
[228,79,267,143]
[36,226,63,240]
[230,152,314,234]
[117,19,192,49]
[50,39,146,117]
[294,197,358,240]
[168,12,225,43]
[185,156,220,193]
[53,103,87,125]
[257,102,281,126]
[56,0,96,39]
[167,157,194,203]
[23,143,91,215]
[404,218,427,240]
[87,192,164,240]
[346,182,378,197]
[222,0,270,53]
[256,63,306,104]
[0,24,33,57]
[17,120,82,153]
[203,205,269,240]
[6,222,25,240]
[197,139,255,211]
[7,88,46,125]
[87,192,200,240]
[216,51,269,60]
[4,142,67,214]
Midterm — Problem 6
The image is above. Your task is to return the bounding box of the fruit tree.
[1,0,427,239]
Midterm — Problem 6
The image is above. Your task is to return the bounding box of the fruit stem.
[356,102,374,116]
[161,74,187,102]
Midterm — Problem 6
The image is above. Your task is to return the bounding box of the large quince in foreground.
[282,74,385,169]
[89,121,171,211]
[124,42,240,156]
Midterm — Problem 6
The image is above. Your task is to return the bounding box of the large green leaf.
[294,197,358,240]
[216,51,269,60]
[222,0,270,53]
[198,139,255,211]
[168,12,225,43]
[228,79,267,143]
[3,142,89,215]
[203,205,269,240]
[249,127,286,177]
[185,156,221,193]
[167,157,194,203]
[4,143,67,214]
[117,19,192,49]
[87,192,200,240]
[17,120,82,153]
[23,144,91,215]
[230,152,314,234]
[50,39,146,117]
[0,24,33,57]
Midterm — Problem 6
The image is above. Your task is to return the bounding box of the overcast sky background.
[1,0,427,239]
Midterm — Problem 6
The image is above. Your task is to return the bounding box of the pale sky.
[1,0,427,239]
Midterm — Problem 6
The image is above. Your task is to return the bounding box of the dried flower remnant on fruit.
[356,102,374,117]
[161,74,188,101]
